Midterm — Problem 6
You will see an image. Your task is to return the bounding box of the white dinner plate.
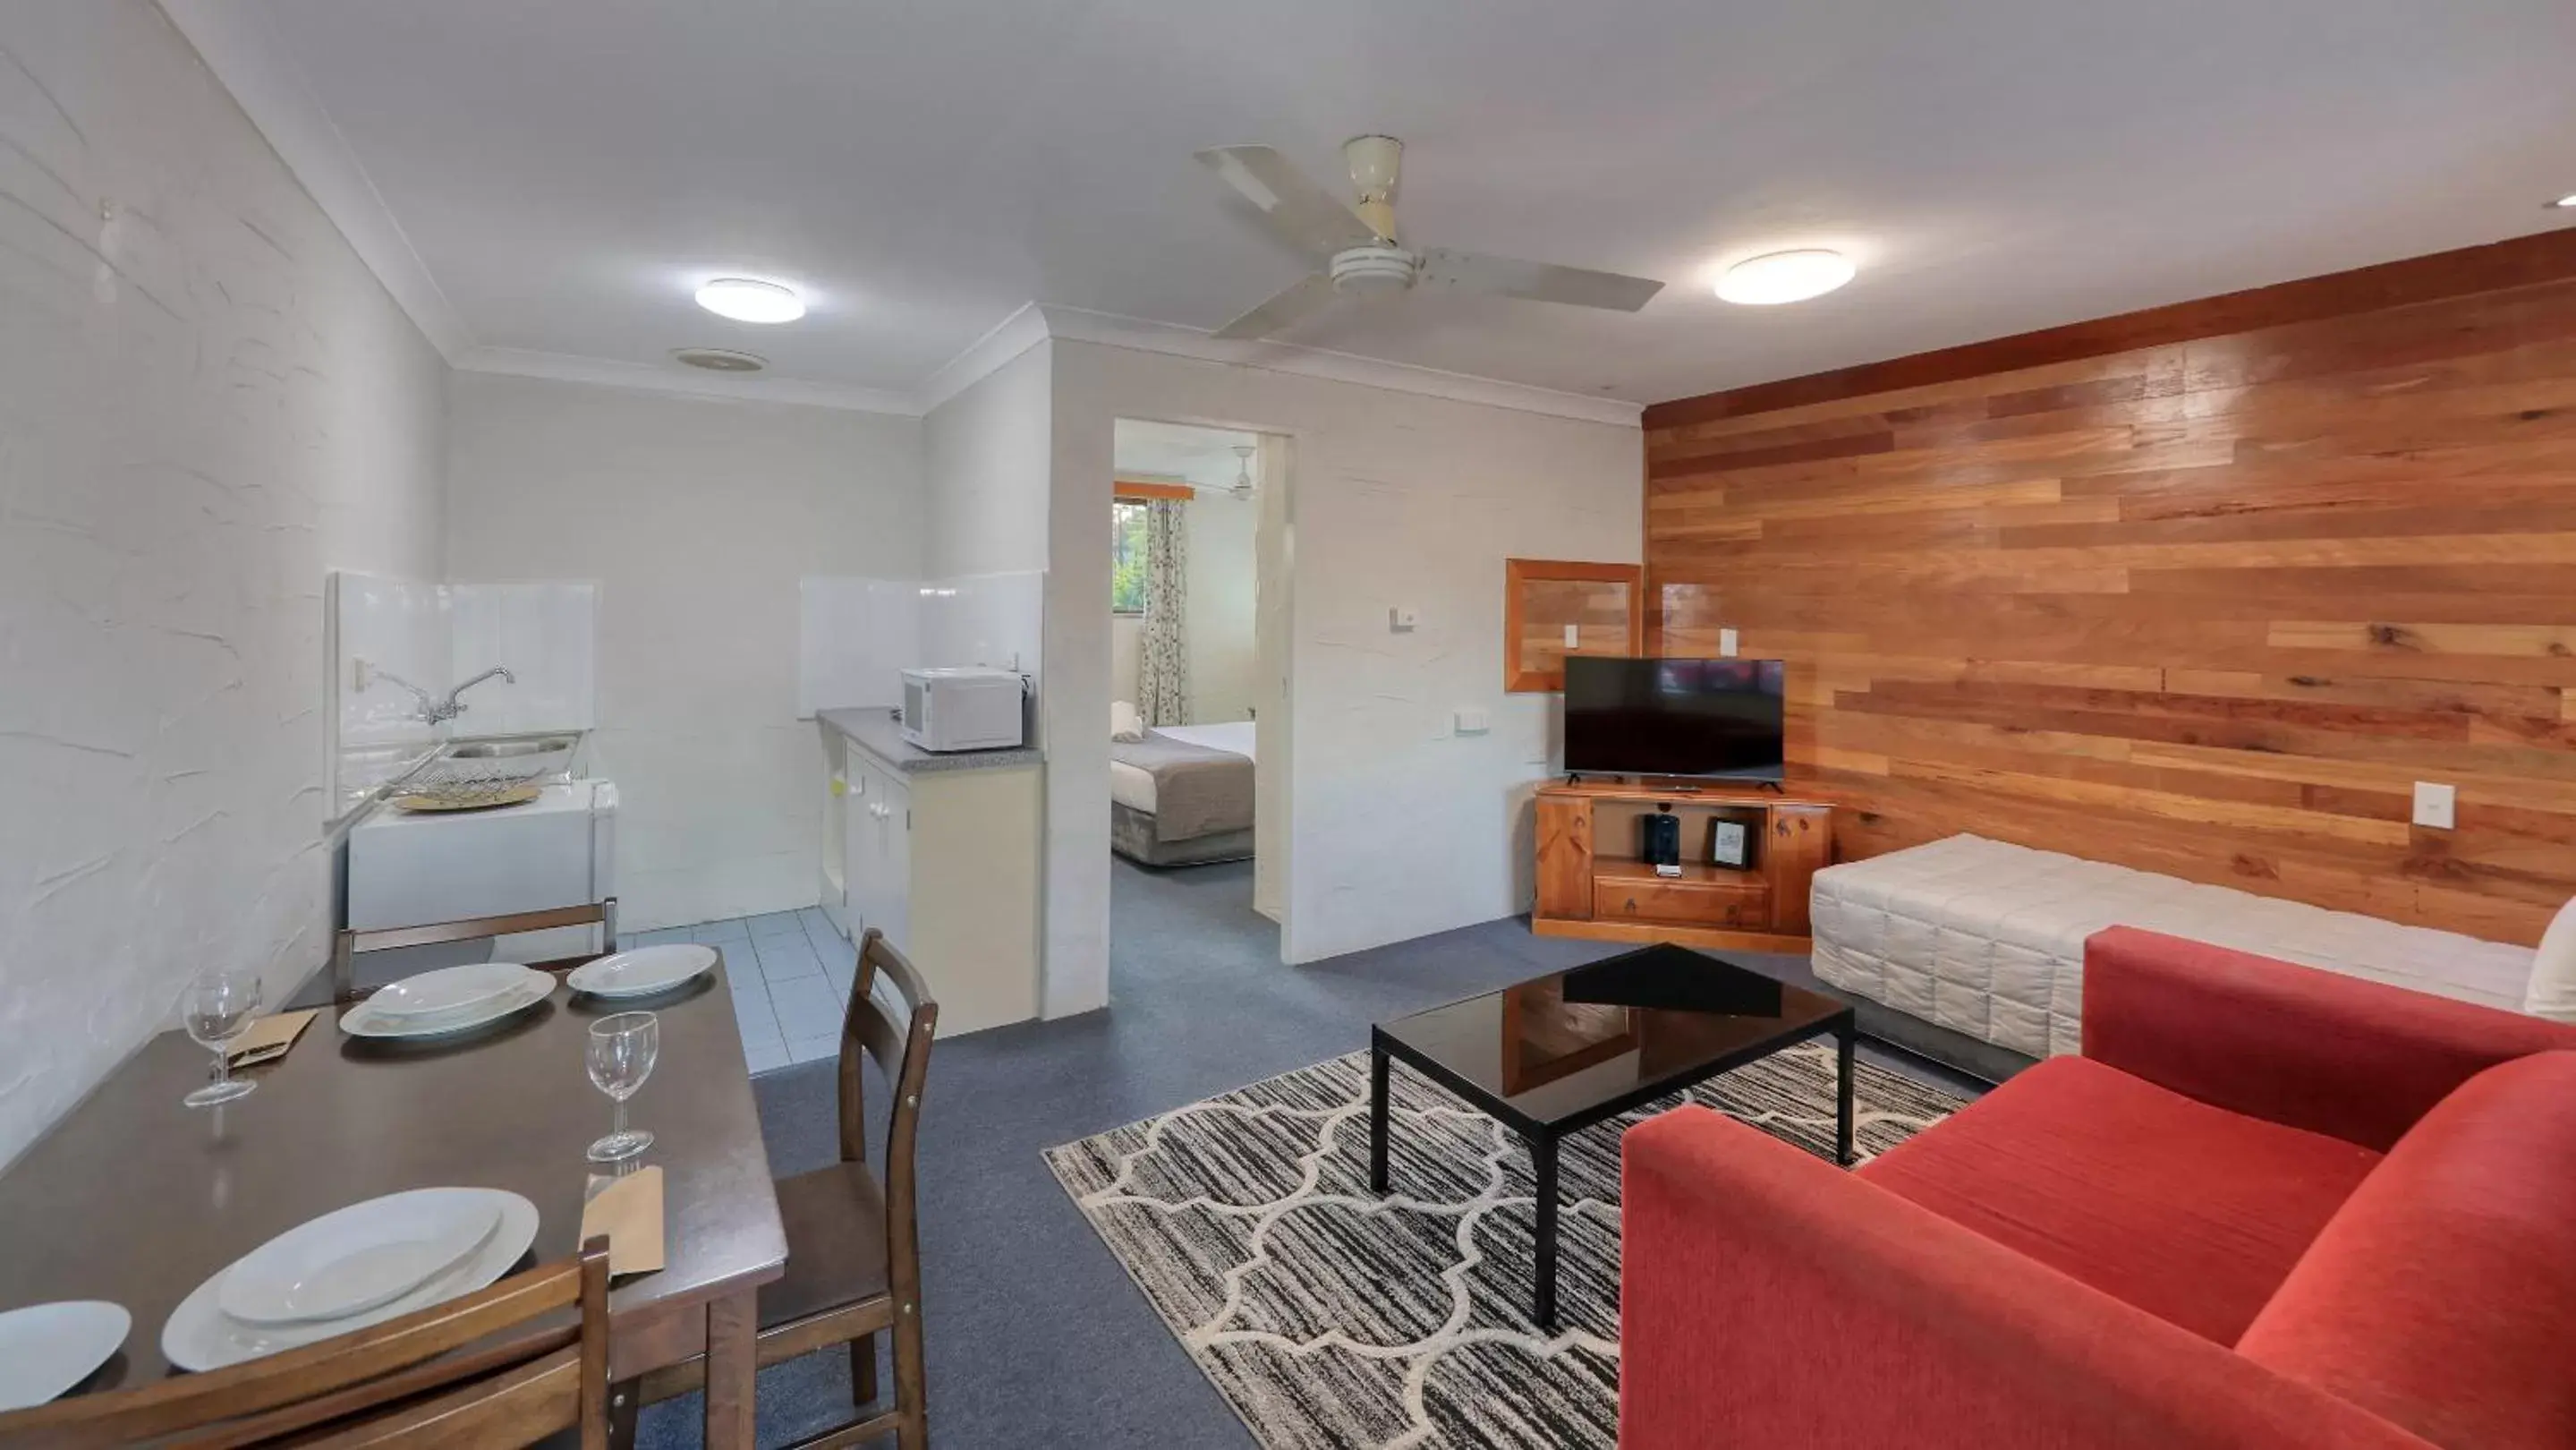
[217,1188,502,1326]
[365,962,537,1019]
[567,943,718,999]
[339,968,553,1040]
[0,1301,129,1410]
[163,1190,538,1373]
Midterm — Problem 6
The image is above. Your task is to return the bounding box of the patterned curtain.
[1136,498,1191,726]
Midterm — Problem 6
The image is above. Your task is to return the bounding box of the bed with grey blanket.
[1109,728,1254,866]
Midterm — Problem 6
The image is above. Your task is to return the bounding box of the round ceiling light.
[693,277,805,324]
[2553,193,2576,209]
[1714,249,1857,305]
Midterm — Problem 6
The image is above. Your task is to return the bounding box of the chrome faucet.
[370,665,516,725]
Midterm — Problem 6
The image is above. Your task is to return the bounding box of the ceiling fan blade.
[1194,145,1382,260]
[1211,272,1340,340]
[1417,248,1665,312]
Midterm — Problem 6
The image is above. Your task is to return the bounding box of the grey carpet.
[1045,1046,1967,1450]
[639,857,1987,1449]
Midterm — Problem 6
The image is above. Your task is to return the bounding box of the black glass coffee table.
[1368,942,1856,1326]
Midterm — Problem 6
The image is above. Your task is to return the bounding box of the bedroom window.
[1111,499,1149,614]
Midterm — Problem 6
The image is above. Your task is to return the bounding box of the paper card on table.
[227,1010,319,1068]
[579,1165,666,1276]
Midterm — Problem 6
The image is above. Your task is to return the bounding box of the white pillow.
[2529,896,2576,1024]
[1110,700,1144,743]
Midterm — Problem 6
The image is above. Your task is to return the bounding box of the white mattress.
[1809,834,2538,1060]
[1108,721,1254,815]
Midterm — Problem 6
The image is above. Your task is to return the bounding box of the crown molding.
[914,302,1053,413]
[456,346,922,415]
[161,0,472,362]
[1033,305,1645,428]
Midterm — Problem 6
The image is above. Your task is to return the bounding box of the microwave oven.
[899,667,1026,752]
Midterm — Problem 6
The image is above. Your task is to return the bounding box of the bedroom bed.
[1110,720,1254,866]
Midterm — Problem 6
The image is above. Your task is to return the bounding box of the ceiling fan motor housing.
[1331,243,1417,294]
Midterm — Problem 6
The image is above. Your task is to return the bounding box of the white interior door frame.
[1250,431,1292,940]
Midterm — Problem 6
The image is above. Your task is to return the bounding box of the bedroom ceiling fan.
[1194,136,1665,340]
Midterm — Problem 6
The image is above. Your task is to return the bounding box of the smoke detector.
[671,347,767,373]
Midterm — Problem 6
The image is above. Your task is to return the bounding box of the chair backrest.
[837,931,938,1314]
[332,899,618,1002]
[0,1239,612,1449]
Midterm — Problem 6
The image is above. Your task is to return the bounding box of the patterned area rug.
[1044,1043,1968,1450]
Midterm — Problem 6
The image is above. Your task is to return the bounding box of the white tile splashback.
[922,570,1044,678]
[797,576,918,716]
[331,571,446,752]
[797,569,1042,717]
[331,571,597,770]
[450,581,599,735]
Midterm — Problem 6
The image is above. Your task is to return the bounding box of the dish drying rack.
[395,737,578,808]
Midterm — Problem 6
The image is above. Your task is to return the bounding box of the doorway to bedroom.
[1107,419,1289,968]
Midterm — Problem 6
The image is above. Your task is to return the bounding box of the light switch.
[1390,606,1419,632]
[1719,627,1739,658]
[1454,706,1491,735]
[2412,781,2456,830]
[1563,622,1580,648]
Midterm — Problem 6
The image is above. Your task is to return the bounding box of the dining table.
[0,951,784,1448]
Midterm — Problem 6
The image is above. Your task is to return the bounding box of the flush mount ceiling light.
[693,277,804,323]
[2553,193,2576,209]
[1714,249,1857,305]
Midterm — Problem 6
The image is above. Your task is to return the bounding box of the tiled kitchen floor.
[623,908,855,1075]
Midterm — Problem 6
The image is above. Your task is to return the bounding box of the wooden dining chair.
[637,928,937,1450]
[331,899,619,1002]
[0,1238,613,1449]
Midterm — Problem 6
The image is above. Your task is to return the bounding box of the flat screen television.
[1562,656,1786,781]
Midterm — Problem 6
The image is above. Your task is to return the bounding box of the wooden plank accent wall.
[1642,228,2576,946]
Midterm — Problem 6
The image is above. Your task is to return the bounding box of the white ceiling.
[219,0,2575,412]
[1114,420,1262,490]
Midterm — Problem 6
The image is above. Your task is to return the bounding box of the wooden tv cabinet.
[1533,780,1834,954]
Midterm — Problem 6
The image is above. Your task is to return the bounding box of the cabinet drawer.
[1593,874,1771,928]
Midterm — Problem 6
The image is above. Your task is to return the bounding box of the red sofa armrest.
[1619,1106,2435,1450]
[2081,927,2576,1151]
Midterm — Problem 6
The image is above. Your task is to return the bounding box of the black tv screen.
[1562,657,1786,780]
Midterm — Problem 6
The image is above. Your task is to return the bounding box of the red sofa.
[1620,926,2576,1450]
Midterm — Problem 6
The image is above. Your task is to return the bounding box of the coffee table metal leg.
[1531,1133,1560,1328]
[1835,1021,1856,1166]
[1368,1042,1390,1194]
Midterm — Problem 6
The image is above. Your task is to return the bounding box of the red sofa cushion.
[2238,1050,2576,1450]
[2083,926,2576,1152]
[1858,1055,2382,1344]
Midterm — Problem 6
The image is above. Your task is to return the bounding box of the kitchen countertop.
[818,707,1044,774]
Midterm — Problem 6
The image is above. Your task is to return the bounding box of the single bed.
[1810,833,2539,1059]
[1110,720,1254,866]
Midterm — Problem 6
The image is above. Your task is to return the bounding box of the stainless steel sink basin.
[446,736,581,761]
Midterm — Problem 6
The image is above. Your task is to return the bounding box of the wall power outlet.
[2412,781,2456,831]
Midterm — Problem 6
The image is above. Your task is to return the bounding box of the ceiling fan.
[1194,136,1665,341]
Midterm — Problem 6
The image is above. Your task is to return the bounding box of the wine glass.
[183,967,263,1108]
[585,1011,659,1163]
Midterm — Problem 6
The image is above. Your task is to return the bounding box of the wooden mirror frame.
[1504,559,1645,693]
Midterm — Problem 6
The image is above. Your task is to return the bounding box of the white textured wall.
[923,343,1052,581]
[1109,612,1142,707]
[1050,341,1640,1002]
[444,372,923,931]
[1184,489,1258,723]
[0,1,448,1167]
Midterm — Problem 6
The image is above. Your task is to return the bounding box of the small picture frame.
[1711,820,1749,869]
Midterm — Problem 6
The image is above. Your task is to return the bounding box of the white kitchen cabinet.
[818,711,1041,1036]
